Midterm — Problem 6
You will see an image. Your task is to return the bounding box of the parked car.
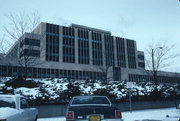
[66,95,123,121]
[0,94,38,121]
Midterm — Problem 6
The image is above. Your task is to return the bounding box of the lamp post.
[151,47,163,85]
[127,82,133,113]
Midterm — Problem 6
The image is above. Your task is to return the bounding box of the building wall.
[1,22,180,83]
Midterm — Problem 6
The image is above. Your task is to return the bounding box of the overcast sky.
[0,0,180,72]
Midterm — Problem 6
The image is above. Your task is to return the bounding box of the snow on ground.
[123,108,180,121]
[38,116,65,121]
[38,108,180,121]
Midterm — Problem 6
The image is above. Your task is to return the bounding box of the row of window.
[116,37,126,68]
[46,23,59,34]
[63,27,75,36]
[92,32,102,41]
[138,62,145,68]
[46,34,59,62]
[138,54,145,60]
[20,49,40,57]
[0,65,104,80]
[78,39,90,64]
[129,74,180,83]
[104,35,115,66]
[44,23,137,67]
[78,29,89,39]
[92,41,103,65]
[63,37,75,63]
[127,39,136,69]
[20,38,40,47]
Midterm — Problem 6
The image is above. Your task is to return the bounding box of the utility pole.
[127,82,133,113]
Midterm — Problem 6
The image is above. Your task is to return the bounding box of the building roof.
[70,24,111,34]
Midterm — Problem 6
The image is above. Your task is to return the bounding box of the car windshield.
[71,96,111,105]
[0,97,16,108]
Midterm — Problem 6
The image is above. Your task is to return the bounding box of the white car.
[0,94,38,121]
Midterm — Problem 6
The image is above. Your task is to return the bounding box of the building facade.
[0,22,180,83]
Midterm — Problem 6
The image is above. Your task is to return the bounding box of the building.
[0,22,180,83]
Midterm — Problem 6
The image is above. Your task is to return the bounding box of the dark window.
[127,39,136,69]
[46,23,59,34]
[138,55,144,60]
[138,62,145,68]
[20,49,40,57]
[116,37,126,67]
[20,38,40,47]
[46,23,59,62]
[92,32,103,65]
[78,29,89,64]
[62,28,75,63]
[104,35,114,66]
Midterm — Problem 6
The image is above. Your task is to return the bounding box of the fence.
[35,100,180,118]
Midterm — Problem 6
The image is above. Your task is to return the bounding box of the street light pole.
[129,88,132,113]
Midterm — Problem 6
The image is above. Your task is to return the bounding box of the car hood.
[0,107,22,119]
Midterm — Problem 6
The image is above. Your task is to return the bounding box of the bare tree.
[2,11,42,79]
[145,40,179,85]
[98,65,112,82]
[4,11,40,43]
[0,35,6,54]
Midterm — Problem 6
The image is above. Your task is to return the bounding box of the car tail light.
[66,111,74,120]
[115,110,122,119]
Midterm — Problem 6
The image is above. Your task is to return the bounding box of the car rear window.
[71,96,110,105]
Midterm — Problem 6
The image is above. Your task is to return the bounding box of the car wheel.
[34,115,38,121]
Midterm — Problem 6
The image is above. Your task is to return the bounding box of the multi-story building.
[0,22,180,83]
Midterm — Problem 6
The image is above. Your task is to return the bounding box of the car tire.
[34,115,38,121]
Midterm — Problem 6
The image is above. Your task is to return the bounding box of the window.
[138,62,145,68]
[138,55,144,60]
[62,27,75,63]
[104,34,114,66]
[116,37,126,67]
[78,29,89,64]
[46,27,59,62]
[92,32,103,65]
[72,96,111,105]
[127,39,136,69]
[20,49,40,57]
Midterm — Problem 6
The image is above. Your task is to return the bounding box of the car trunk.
[69,105,117,119]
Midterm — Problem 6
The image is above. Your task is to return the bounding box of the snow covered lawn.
[37,108,180,121]
[123,108,180,121]
[38,116,65,121]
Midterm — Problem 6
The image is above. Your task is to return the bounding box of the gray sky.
[0,0,180,72]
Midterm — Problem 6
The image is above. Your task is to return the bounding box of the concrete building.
[0,22,180,83]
